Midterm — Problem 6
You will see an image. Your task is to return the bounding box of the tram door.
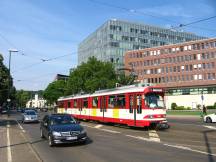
[129,94,142,126]
[78,99,83,117]
[100,96,107,122]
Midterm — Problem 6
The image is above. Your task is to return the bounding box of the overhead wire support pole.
[7,49,18,116]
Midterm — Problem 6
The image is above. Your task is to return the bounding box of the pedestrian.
[202,105,207,116]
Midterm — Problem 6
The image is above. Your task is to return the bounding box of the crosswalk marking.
[203,125,216,130]
[94,124,103,128]
[148,130,160,142]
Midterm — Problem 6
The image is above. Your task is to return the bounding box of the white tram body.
[57,84,166,127]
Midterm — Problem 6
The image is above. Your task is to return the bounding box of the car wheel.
[40,129,45,138]
[206,117,212,123]
[48,135,54,147]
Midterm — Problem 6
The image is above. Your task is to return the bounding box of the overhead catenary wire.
[171,15,216,30]
[87,0,216,32]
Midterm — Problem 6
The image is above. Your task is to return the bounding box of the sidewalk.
[0,115,41,162]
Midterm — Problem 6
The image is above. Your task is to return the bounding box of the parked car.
[21,110,39,123]
[40,114,87,147]
[204,113,216,123]
[0,107,7,114]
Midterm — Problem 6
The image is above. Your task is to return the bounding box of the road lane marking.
[203,125,216,130]
[17,120,26,133]
[94,124,103,128]
[81,124,94,128]
[163,143,216,157]
[15,120,43,162]
[125,135,151,142]
[100,129,121,134]
[7,121,12,162]
[148,130,160,142]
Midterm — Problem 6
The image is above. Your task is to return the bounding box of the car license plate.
[67,136,77,140]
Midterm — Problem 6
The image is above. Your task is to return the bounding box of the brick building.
[125,38,216,109]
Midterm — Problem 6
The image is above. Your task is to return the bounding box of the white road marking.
[125,135,151,142]
[100,129,121,134]
[7,121,12,162]
[17,120,26,133]
[94,124,103,128]
[15,120,43,162]
[163,143,216,157]
[203,125,216,130]
[82,124,120,133]
[81,124,94,128]
[148,130,160,142]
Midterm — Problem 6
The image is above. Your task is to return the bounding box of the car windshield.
[50,116,76,125]
[25,111,36,115]
[145,93,165,109]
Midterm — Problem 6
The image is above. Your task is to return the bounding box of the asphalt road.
[7,112,216,162]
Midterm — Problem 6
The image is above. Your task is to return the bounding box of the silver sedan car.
[22,110,39,123]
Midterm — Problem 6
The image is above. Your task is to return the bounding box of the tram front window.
[145,94,164,108]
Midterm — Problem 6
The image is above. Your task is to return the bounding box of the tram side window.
[129,96,133,113]
[108,96,115,108]
[74,100,77,108]
[108,95,125,108]
[58,102,64,108]
[92,97,98,108]
[117,95,125,108]
[137,95,142,114]
[67,101,71,108]
[83,98,88,108]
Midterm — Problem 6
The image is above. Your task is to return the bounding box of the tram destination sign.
[151,88,163,92]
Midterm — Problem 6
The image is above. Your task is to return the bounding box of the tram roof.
[58,83,157,101]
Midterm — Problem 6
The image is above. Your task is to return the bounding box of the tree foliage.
[65,57,117,95]
[15,90,31,107]
[43,80,66,104]
[43,57,136,103]
[0,54,16,106]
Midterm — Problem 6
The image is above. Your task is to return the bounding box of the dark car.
[40,114,87,147]
[0,107,7,114]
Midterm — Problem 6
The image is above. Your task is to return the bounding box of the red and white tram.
[57,84,167,127]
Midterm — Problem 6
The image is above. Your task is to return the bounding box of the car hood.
[50,124,83,132]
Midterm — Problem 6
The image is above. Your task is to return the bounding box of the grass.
[167,110,203,116]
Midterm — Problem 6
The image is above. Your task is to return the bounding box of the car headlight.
[52,131,61,136]
[80,129,86,134]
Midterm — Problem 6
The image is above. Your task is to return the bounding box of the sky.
[0,0,216,91]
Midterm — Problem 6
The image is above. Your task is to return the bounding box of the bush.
[171,103,177,110]
[175,106,185,110]
[186,107,191,110]
[206,105,216,109]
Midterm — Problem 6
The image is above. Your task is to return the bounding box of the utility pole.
[7,49,18,115]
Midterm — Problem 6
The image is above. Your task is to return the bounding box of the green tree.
[15,90,31,107]
[171,103,177,110]
[0,54,16,106]
[43,80,66,104]
[117,73,136,86]
[66,57,117,94]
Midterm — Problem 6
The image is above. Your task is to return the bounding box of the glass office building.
[78,19,206,68]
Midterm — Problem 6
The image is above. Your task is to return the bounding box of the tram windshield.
[145,93,165,109]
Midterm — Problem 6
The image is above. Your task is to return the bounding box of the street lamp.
[7,49,18,115]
